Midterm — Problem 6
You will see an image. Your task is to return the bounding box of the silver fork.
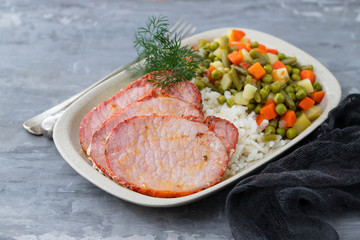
[23,20,196,139]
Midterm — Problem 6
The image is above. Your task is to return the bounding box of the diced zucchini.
[213,48,222,59]
[241,49,252,62]
[221,73,232,91]
[239,38,250,44]
[303,105,322,121]
[297,79,314,94]
[243,84,258,100]
[292,113,311,133]
[233,91,249,105]
[267,53,279,65]
[271,67,289,84]
[211,61,224,69]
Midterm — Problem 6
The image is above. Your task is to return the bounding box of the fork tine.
[187,27,197,38]
[169,21,187,40]
[169,19,183,34]
[178,24,192,39]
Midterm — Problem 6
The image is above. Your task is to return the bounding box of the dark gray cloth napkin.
[226,94,360,240]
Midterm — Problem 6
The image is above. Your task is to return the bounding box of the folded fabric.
[226,94,360,240]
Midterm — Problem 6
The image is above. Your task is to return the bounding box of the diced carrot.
[300,70,316,83]
[264,98,276,107]
[272,60,287,70]
[228,51,243,65]
[256,114,266,125]
[230,29,246,42]
[260,103,278,120]
[311,91,325,103]
[240,62,251,69]
[299,97,315,110]
[266,48,278,54]
[253,47,267,54]
[248,62,266,80]
[280,110,297,127]
[229,42,251,52]
[258,44,266,50]
[194,44,198,51]
[208,65,216,73]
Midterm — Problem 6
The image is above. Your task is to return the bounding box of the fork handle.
[23,61,136,135]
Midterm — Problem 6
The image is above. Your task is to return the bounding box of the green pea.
[262,74,273,83]
[277,53,286,60]
[295,110,302,118]
[195,80,205,90]
[254,104,263,114]
[249,49,258,59]
[288,92,296,101]
[263,64,273,74]
[270,82,281,93]
[265,126,276,135]
[275,103,287,115]
[286,128,298,139]
[286,65,292,74]
[250,41,259,48]
[247,103,256,112]
[211,69,222,80]
[226,98,235,108]
[285,85,295,93]
[198,39,209,47]
[313,82,322,91]
[260,88,269,100]
[274,93,285,103]
[296,89,306,100]
[208,52,215,60]
[294,85,305,92]
[291,73,301,81]
[202,45,210,51]
[213,57,221,62]
[276,127,286,137]
[263,85,271,92]
[210,41,220,51]
[217,95,226,105]
[292,68,300,75]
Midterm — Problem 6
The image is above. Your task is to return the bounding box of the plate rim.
[53,27,341,207]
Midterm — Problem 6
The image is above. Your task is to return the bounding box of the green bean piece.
[202,45,210,51]
[195,80,206,90]
[208,52,215,61]
[229,68,243,91]
[226,98,235,108]
[232,65,248,75]
[228,46,238,52]
[295,110,302,118]
[221,48,231,68]
[260,88,269,100]
[249,49,269,65]
[262,134,278,141]
[275,103,287,115]
[265,126,276,135]
[213,57,221,62]
[277,53,286,60]
[288,92,296,101]
[300,65,314,71]
[286,65,292,74]
[313,82,322,91]
[205,82,218,92]
[286,128,298,139]
[254,82,262,103]
[217,95,226,105]
[203,59,211,68]
[210,41,220,51]
[250,41,259,48]
[269,118,279,128]
[274,93,285,103]
[245,75,253,85]
[220,36,229,49]
[247,103,256,112]
[292,68,300,75]
[291,73,301,81]
[281,90,295,109]
[285,85,295,93]
[211,69,222,80]
[254,104,263,114]
[218,85,225,94]
[281,57,297,66]
[296,89,307,100]
[262,74,273,83]
[263,64,273,74]
[271,82,281,93]
[276,127,286,137]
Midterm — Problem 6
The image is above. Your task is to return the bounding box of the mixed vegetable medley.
[194,29,326,141]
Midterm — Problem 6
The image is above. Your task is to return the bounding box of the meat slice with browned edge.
[90,91,205,175]
[79,73,202,153]
[105,115,230,198]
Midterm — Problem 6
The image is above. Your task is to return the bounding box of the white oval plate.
[53,28,341,207]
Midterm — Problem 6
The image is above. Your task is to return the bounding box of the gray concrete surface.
[1,0,360,239]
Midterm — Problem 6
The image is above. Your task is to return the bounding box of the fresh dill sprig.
[133,16,202,88]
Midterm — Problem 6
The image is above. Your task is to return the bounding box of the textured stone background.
[1,0,360,239]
